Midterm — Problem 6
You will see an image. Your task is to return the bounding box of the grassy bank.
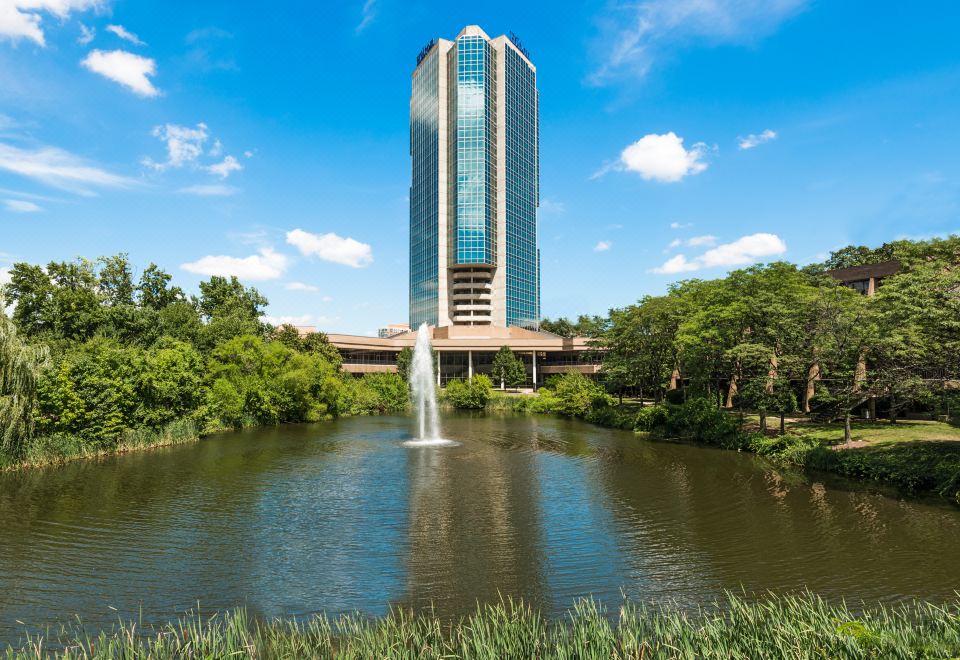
[5,593,960,658]
[555,396,960,504]
[748,418,960,501]
[0,417,202,471]
[474,372,960,504]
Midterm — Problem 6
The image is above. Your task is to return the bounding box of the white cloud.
[178,183,237,196]
[355,0,377,34]
[286,228,373,268]
[105,24,144,45]
[738,129,777,150]
[594,240,612,252]
[611,132,709,183]
[666,234,718,251]
[81,49,159,97]
[205,155,241,179]
[285,281,320,292]
[77,23,94,45]
[652,232,787,274]
[181,247,288,281]
[4,198,41,212]
[264,313,339,327]
[0,0,100,46]
[143,123,208,170]
[0,266,10,286]
[143,124,245,184]
[0,141,132,194]
[653,254,699,274]
[263,313,314,327]
[670,221,692,229]
[589,0,808,85]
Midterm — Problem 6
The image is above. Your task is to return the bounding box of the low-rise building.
[378,323,410,338]
[328,324,598,388]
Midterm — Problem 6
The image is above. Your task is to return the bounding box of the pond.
[1,414,959,643]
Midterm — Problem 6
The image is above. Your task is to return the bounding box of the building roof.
[826,260,901,282]
[328,325,592,352]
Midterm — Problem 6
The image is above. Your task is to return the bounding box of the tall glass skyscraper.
[410,26,539,329]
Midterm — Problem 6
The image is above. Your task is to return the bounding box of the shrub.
[551,371,611,418]
[634,405,669,431]
[343,373,409,415]
[446,375,492,409]
[659,398,745,448]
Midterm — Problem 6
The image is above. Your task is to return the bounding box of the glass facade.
[409,28,540,330]
[409,47,440,328]
[503,45,539,328]
[453,35,497,266]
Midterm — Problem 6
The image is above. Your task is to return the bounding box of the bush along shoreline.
[510,372,960,505]
[5,592,960,658]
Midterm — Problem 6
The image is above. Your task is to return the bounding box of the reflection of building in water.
[400,418,548,615]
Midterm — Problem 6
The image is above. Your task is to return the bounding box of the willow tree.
[0,314,47,459]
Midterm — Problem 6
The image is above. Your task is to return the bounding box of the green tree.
[0,314,48,459]
[540,317,575,337]
[137,263,184,310]
[809,286,877,442]
[273,324,305,351]
[97,253,135,306]
[491,345,526,389]
[196,276,268,322]
[600,295,683,403]
[206,334,343,426]
[869,262,960,422]
[35,338,141,447]
[396,346,413,383]
[138,338,205,427]
[2,263,54,336]
[46,258,103,340]
[158,302,203,345]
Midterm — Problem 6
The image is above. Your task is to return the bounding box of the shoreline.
[5,404,959,508]
[4,592,959,657]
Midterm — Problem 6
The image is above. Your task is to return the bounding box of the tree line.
[0,254,406,466]
[550,236,960,440]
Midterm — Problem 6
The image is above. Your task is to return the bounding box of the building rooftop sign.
[507,31,531,60]
[415,39,436,66]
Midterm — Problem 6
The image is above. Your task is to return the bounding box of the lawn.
[745,416,960,447]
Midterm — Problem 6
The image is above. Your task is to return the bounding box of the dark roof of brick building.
[826,260,901,283]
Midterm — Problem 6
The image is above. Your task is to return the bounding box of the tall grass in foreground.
[5,592,960,659]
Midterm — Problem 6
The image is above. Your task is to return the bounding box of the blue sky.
[1,1,958,334]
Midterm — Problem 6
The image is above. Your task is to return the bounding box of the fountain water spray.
[403,323,457,447]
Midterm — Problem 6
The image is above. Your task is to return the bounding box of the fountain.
[402,323,457,447]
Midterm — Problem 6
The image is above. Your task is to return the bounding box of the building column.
[437,352,441,387]
[468,350,473,380]
[532,351,538,390]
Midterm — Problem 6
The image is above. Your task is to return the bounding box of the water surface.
[1,414,958,643]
